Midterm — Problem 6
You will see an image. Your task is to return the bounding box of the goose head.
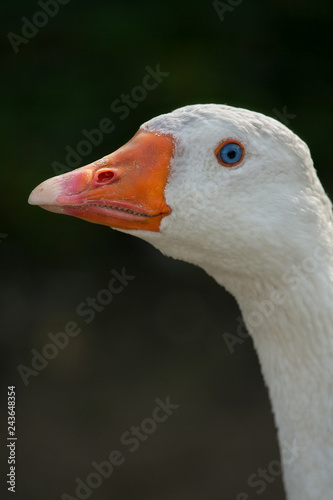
[29,104,331,284]
[29,105,333,499]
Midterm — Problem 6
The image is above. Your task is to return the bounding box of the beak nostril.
[96,170,115,183]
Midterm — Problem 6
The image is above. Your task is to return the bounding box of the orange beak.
[28,130,174,232]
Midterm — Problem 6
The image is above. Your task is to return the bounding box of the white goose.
[29,104,333,500]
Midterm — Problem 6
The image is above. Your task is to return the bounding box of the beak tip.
[28,188,39,205]
[28,176,63,207]
[28,185,48,206]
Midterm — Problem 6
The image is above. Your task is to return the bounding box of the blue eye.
[216,141,244,166]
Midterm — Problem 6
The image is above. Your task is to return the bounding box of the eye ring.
[215,139,245,167]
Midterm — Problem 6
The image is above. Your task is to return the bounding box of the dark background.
[1,1,332,499]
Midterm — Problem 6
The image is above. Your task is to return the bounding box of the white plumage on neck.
[132,104,333,499]
[223,261,333,500]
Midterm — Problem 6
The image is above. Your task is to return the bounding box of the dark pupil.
[227,149,236,159]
